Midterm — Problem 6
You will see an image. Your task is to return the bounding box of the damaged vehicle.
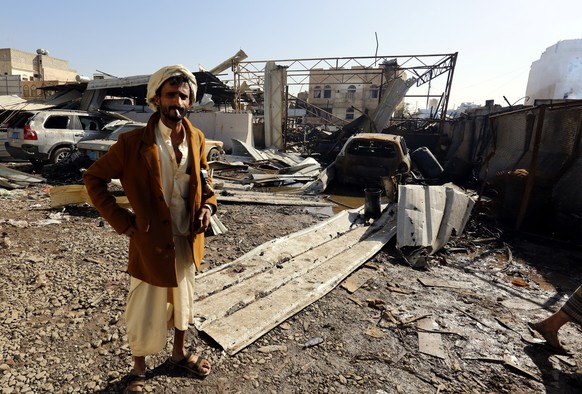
[4,109,118,168]
[77,122,226,163]
[333,133,411,186]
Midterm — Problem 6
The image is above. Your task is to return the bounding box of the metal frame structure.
[231,53,458,122]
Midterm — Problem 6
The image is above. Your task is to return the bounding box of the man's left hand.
[195,205,212,234]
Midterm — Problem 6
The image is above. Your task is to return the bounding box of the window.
[323,85,331,99]
[23,86,29,97]
[370,84,379,99]
[347,85,356,100]
[44,115,70,129]
[313,86,321,99]
[8,112,34,128]
[31,86,37,97]
[80,116,107,131]
[346,107,355,120]
[347,140,397,158]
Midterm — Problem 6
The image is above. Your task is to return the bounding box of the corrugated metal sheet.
[0,95,54,111]
[396,183,474,267]
[43,90,82,106]
[193,204,398,355]
[85,75,150,90]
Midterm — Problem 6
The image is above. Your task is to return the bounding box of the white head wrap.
[146,64,198,112]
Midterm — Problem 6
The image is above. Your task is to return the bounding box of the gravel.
[1,163,582,393]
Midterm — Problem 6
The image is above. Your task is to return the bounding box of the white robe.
[125,119,196,356]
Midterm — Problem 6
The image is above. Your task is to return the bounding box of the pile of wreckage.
[2,92,582,355]
[2,52,582,381]
[0,141,477,356]
[1,49,581,242]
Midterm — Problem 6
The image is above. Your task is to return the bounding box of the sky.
[3,0,582,109]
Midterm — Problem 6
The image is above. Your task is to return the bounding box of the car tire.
[207,148,222,162]
[50,147,71,165]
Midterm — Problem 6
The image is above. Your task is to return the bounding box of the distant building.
[525,39,582,105]
[306,62,406,124]
[0,48,78,99]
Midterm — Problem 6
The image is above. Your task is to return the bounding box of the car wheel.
[50,147,71,164]
[207,148,222,162]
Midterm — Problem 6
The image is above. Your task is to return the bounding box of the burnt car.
[333,133,410,186]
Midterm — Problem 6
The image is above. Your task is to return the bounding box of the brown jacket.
[83,113,217,287]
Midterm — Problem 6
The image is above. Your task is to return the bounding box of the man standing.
[84,65,216,392]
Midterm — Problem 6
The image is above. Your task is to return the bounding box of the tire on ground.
[50,147,72,165]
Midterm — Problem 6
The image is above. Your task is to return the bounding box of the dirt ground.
[1,161,582,393]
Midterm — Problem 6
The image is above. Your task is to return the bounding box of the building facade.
[306,64,406,125]
[0,48,77,99]
[525,39,582,105]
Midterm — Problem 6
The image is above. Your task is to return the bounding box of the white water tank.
[75,75,91,83]
[525,39,582,105]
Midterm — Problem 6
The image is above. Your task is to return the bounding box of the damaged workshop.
[2,5,582,394]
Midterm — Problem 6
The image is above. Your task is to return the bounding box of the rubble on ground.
[0,162,581,393]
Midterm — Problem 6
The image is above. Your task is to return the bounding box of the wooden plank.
[194,208,397,354]
[417,317,446,359]
[49,185,88,207]
[49,184,131,209]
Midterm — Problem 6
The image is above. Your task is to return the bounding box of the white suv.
[5,110,116,168]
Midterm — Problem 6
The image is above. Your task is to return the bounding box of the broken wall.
[441,102,582,236]
[264,61,286,149]
[117,111,254,153]
[187,112,254,152]
[440,112,492,183]
[0,76,22,96]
